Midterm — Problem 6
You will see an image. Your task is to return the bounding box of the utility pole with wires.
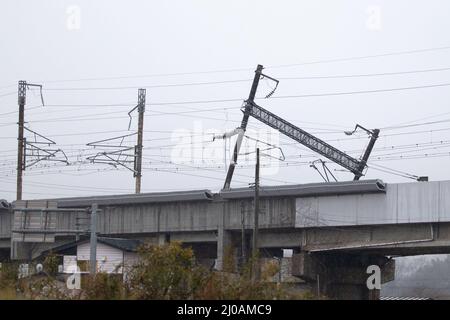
[240,201,246,270]
[87,88,146,194]
[16,80,47,200]
[89,203,98,275]
[132,88,146,193]
[16,81,26,201]
[251,147,260,283]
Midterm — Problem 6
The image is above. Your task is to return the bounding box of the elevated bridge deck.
[1,179,449,299]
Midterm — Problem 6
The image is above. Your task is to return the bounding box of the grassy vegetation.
[0,242,313,300]
[0,287,17,300]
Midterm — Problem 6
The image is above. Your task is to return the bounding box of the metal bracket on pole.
[25,83,45,106]
[310,159,338,182]
[16,81,57,200]
[23,127,69,169]
[88,89,146,193]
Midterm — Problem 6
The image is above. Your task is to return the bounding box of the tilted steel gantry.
[223,64,380,189]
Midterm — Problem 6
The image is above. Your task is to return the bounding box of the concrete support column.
[216,228,233,271]
[292,252,395,300]
[216,202,238,271]
[157,233,169,245]
[11,241,32,261]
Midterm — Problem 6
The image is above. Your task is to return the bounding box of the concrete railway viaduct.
[1,179,450,299]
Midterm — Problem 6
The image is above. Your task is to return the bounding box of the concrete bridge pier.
[292,252,395,300]
[217,230,245,272]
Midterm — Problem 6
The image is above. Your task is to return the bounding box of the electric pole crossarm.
[86,133,137,148]
[85,89,146,193]
[247,102,364,176]
[24,127,56,145]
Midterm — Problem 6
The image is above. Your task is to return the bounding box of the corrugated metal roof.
[98,237,143,252]
[41,237,143,256]
[220,179,386,200]
[52,189,214,208]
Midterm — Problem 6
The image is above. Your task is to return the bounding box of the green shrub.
[82,273,124,300]
[127,242,209,300]
[0,262,19,289]
[43,252,60,276]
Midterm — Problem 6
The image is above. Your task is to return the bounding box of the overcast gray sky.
[1,0,450,201]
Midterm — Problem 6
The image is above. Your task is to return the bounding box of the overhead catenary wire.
[278,66,450,80]
[0,106,348,132]
[3,49,450,196]
[1,138,450,184]
[42,78,253,91]
[383,111,450,128]
[18,43,450,85]
[142,156,298,185]
[2,76,449,124]
[0,91,16,98]
[0,128,449,157]
[34,67,254,84]
[269,82,450,99]
[2,128,450,165]
[36,65,450,92]
[372,151,450,161]
[369,162,420,177]
[32,81,450,103]
[266,44,450,69]
[0,105,44,118]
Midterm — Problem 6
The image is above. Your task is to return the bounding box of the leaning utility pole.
[354,129,380,181]
[252,148,260,282]
[222,66,380,187]
[223,65,264,190]
[134,89,146,193]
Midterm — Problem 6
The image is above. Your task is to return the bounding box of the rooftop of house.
[40,237,143,257]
